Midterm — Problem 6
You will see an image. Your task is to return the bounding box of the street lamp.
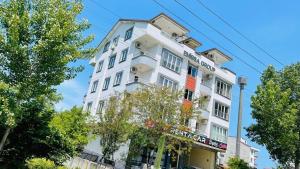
[236,76,247,158]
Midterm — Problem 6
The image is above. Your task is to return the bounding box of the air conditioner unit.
[206,74,213,79]
[135,41,141,49]
[208,54,215,61]
[130,67,138,74]
[171,32,178,38]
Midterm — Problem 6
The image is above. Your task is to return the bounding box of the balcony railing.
[126,81,149,93]
[131,52,157,73]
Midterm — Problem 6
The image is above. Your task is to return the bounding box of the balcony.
[126,81,148,93]
[131,52,157,73]
[194,107,210,120]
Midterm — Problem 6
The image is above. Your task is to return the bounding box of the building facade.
[76,13,236,169]
[218,136,259,169]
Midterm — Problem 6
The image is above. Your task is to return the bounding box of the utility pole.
[236,77,247,158]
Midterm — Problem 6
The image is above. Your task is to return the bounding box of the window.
[86,102,93,112]
[215,78,232,99]
[96,60,104,73]
[211,124,228,143]
[159,75,178,91]
[187,64,198,77]
[112,36,119,46]
[184,89,193,101]
[108,54,116,69]
[103,41,110,53]
[161,48,182,73]
[113,71,123,86]
[124,27,133,41]
[119,48,128,62]
[91,80,98,93]
[102,77,110,90]
[214,101,229,120]
[96,100,105,115]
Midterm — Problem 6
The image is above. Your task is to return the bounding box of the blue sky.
[56,0,300,168]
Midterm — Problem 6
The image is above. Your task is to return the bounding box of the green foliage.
[49,106,92,163]
[94,92,135,161]
[227,157,250,169]
[127,86,196,167]
[26,158,69,169]
[0,0,93,167]
[0,82,17,127]
[246,63,300,166]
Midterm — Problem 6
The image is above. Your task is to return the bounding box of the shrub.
[228,157,250,169]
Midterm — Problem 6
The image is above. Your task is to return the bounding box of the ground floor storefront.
[67,129,227,169]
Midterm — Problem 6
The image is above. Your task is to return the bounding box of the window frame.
[211,123,228,143]
[108,54,116,69]
[113,71,123,87]
[187,64,198,78]
[184,89,194,101]
[112,35,120,47]
[96,100,105,115]
[158,74,178,91]
[103,41,110,53]
[213,100,230,121]
[119,48,128,63]
[91,80,98,93]
[96,60,104,73]
[215,77,232,99]
[161,48,182,74]
[86,102,93,112]
[124,27,133,41]
[102,77,111,91]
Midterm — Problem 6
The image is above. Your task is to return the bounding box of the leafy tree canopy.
[246,63,300,167]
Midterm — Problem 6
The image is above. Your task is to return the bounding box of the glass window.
[159,75,178,91]
[124,27,133,41]
[103,41,110,53]
[214,101,229,120]
[113,71,123,86]
[161,48,182,73]
[91,80,98,93]
[211,124,228,143]
[215,78,232,99]
[184,89,193,101]
[96,60,104,73]
[112,35,119,46]
[96,100,105,115]
[102,77,110,90]
[108,54,116,69]
[120,48,128,62]
[187,64,198,77]
[86,102,93,112]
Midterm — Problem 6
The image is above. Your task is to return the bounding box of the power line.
[89,0,262,74]
[195,0,284,66]
[173,0,268,67]
[150,0,262,74]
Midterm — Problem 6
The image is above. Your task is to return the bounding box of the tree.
[128,85,198,168]
[0,0,93,166]
[227,157,250,169]
[26,158,69,169]
[49,106,92,163]
[246,64,300,168]
[94,92,135,162]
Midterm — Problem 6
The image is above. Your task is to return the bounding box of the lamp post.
[236,77,247,158]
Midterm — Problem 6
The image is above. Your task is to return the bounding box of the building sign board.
[170,128,227,150]
[183,51,215,72]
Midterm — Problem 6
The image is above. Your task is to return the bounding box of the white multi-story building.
[218,136,259,169]
[76,13,236,169]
